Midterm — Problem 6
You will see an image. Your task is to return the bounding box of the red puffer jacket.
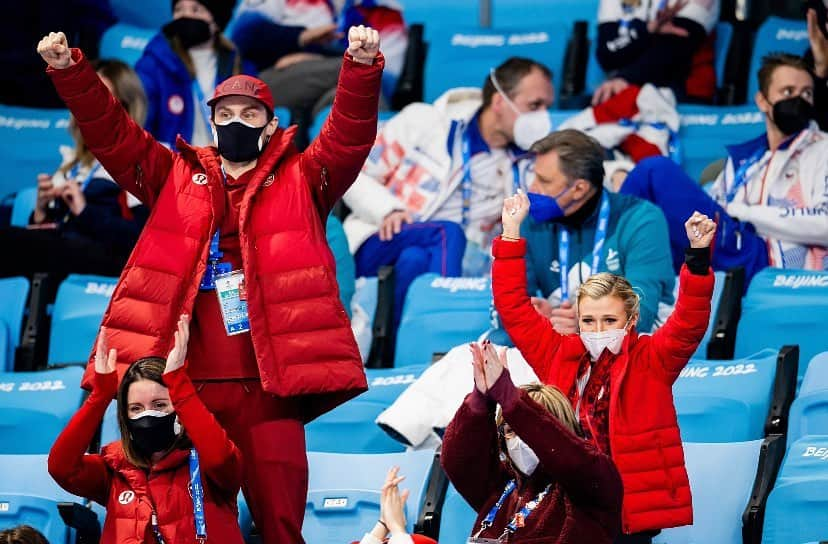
[492,237,714,534]
[47,49,384,420]
[48,368,244,544]
[442,368,623,543]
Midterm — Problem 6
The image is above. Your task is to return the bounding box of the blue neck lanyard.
[189,449,207,543]
[725,147,767,204]
[199,169,230,290]
[476,479,552,539]
[559,192,611,304]
[67,162,102,192]
[458,122,476,228]
[192,80,214,142]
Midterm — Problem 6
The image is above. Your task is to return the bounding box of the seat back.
[735,269,828,387]
[109,0,171,28]
[0,367,85,454]
[423,24,568,103]
[673,349,779,442]
[99,23,156,67]
[327,215,355,315]
[306,365,428,453]
[0,454,82,544]
[48,275,118,366]
[714,21,733,86]
[747,16,809,98]
[0,105,72,199]
[303,450,436,543]
[692,270,726,358]
[437,483,478,544]
[492,0,599,28]
[761,436,828,544]
[10,186,37,227]
[0,277,29,372]
[654,440,764,544]
[395,275,491,367]
[788,352,828,445]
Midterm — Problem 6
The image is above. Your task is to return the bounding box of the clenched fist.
[685,211,716,249]
[347,25,380,65]
[37,31,74,70]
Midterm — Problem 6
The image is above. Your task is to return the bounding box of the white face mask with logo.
[580,320,631,361]
[489,68,552,151]
[506,435,540,476]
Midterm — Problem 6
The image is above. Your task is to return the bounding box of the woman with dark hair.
[0,59,149,280]
[47,315,244,544]
[0,525,48,544]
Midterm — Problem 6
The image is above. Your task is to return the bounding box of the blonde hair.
[496,383,582,437]
[575,272,640,320]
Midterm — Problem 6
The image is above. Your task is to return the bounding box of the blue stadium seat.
[48,275,118,366]
[693,270,726,358]
[303,450,436,543]
[714,22,733,87]
[734,268,828,386]
[404,0,478,32]
[0,367,85,454]
[99,23,156,67]
[308,106,393,142]
[109,0,171,29]
[0,454,84,544]
[306,365,428,453]
[395,274,491,367]
[0,106,72,199]
[492,0,599,28]
[100,402,119,448]
[423,25,568,103]
[438,483,478,544]
[326,215,355,316]
[748,16,809,99]
[673,349,779,442]
[654,440,764,544]
[10,186,37,228]
[0,277,29,372]
[677,104,765,182]
[788,352,828,445]
[762,436,828,544]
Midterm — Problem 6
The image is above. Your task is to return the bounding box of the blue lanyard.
[559,192,611,304]
[725,147,766,204]
[476,479,552,538]
[459,124,474,228]
[150,509,167,544]
[189,449,207,543]
[192,80,214,142]
[67,162,102,192]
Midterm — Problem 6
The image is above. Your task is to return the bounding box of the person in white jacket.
[343,57,555,330]
[616,52,828,285]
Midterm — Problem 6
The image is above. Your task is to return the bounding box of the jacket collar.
[101,442,190,495]
[725,121,819,164]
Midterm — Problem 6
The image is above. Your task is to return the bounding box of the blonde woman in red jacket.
[494,191,716,544]
[48,315,244,544]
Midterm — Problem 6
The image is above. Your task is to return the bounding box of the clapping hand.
[94,327,117,375]
[380,466,409,534]
[164,315,190,375]
[470,341,509,394]
[648,0,690,37]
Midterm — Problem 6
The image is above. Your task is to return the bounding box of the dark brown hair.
[481,57,552,109]
[0,525,48,544]
[529,129,605,187]
[758,52,812,97]
[116,357,189,468]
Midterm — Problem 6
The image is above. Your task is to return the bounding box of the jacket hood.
[432,87,483,121]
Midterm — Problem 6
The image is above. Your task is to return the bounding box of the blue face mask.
[527,187,572,223]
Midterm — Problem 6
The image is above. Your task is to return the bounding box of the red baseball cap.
[207,75,275,113]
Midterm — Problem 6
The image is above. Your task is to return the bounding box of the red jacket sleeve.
[488,370,623,512]
[440,388,508,512]
[301,52,384,217]
[163,367,242,498]
[48,371,116,505]
[492,237,565,381]
[647,264,714,383]
[47,49,174,208]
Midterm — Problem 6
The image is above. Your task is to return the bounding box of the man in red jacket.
[38,25,383,543]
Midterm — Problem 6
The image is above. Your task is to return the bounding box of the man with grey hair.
[520,129,675,333]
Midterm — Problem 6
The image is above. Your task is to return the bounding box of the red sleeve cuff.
[90,371,119,401]
[162,366,197,404]
[492,237,527,259]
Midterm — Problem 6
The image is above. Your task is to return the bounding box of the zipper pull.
[320,166,329,193]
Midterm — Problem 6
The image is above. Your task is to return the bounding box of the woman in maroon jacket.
[493,191,717,543]
[442,341,623,543]
[48,315,244,544]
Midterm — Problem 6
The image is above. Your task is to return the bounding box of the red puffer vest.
[99,443,243,544]
[48,50,384,420]
[492,237,714,534]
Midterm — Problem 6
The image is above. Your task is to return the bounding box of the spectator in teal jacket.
[327,214,356,317]
[519,130,675,334]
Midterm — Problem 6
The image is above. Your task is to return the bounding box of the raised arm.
[163,316,242,496]
[649,212,716,383]
[39,32,173,208]
[48,333,117,505]
[493,193,566,380]
[302,26,385,217]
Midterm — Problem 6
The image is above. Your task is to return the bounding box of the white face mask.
[579,322,630,361]
[506,435,540,476]
[130,409,182,435]
[489,69,552,151]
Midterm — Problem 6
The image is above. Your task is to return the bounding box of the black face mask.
[127,411,178,456]
[769,96,815,136]
[215,122,268,163]
[163,17,212,49]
